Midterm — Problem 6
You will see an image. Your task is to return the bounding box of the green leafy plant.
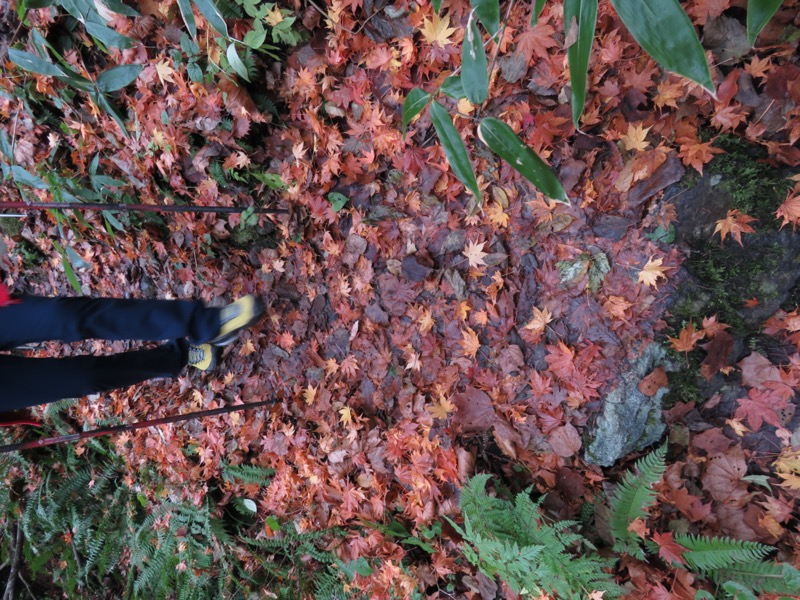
[8,30,142,133]
[609,445,800,599]
[608,441,667,559]
[408,0,786,202]
[177,0,301,82]
[17,0,139,51]
[450,474,621,599]
[241,522,367,600]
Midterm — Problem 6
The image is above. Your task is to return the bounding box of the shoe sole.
[210,297,265,346]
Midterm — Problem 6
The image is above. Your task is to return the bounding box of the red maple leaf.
[652,531,687,567]
[735,388,788,430]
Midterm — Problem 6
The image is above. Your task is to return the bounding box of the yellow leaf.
[461,327,481,358]
[428,395,457,420]
[524,306,553,334]
[265,6,284,26]
[725,417,750,437]
[463,240,488,269]
[637,256,671,289]
[155,59,175,85]
[420,12,458,47]
[303,385,317,405]
[457,97,474,115]
[486,202,509,228]
[238,338,256,356]
[417,307,435,333]
[620,123,651,152]
[338,405,353,425]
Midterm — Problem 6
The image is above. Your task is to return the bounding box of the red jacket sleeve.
[0,283,19,307]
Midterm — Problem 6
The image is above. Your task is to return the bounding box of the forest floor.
[1,0,800,598]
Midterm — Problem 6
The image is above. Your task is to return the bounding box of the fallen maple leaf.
[523,306,553,335]
[155,58,175,85]
[713,209,757,246]
[776,187,800,230]
[420,12,457,47]
[637,256,671,289]
[620,123,651,152]
[303,384,317,405]
[460,327,481,358]
[428,395,456,420]
[463,240,488,269]
[652,531,687,567]
[338,405,354,425]
[668,323,705,353]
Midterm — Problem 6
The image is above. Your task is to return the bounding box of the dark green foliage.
[240,522,356,599]
[608,442,667,558]
[453,474,621,599]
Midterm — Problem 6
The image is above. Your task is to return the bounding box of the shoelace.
[188,346,206,364]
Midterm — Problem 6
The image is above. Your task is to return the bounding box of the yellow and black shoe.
[208,295,264,346]
[187,343,217,371]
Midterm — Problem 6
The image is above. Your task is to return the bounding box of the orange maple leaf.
[637,256,671,289]
[620,123,651,152]
[523,306,553,335]
[776,187,800,230]
[463,240,488,269]
[420,13,457,47]
[668,323,705,353]
[677,138,725,175]
[460,327,481,358]
[428,395,456,420]
[713,209,757,246]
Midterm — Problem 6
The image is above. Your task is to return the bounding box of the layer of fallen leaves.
[1,0,799,597]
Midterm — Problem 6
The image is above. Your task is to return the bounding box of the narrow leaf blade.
[8,48,65,78]
[611,0,714,94]
[194,0,229,38]
[746,0,783,45]
[564,0,598,127]
[430,101,480,200]
[95,64,142,92]
[177,0,198,38]
[462,18,489,104]
[470,0,500,37]
[401,88,431,135]
[11,166,49,189]
[478,117,567,202]
[440,75,466,99]
[226,44,250,81]
[432,0,442,13]
[85,22,134,49]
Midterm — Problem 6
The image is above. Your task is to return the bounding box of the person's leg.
[0,296,221,349]
[0,342,190,411]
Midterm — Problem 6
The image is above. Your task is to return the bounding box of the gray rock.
[585,343,668,466]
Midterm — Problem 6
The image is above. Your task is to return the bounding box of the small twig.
[2,522,23,600]
[305,0,380,36]
[16,573,35,600]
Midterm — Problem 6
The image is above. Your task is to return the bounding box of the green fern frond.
[609,442,667,551]
[676,534,772,573]
[712,560,800,595]
[456,474,622,599]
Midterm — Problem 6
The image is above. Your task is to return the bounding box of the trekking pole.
[0,398,279,454]
[0,200,287,216]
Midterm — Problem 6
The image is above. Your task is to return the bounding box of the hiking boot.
[187,343,216,371]
[208,295,264,346]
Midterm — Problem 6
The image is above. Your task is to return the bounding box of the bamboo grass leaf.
[430,101,481,200]
[462,17,489,104]
[746,0,783,45]
[470,0,500,37]
[478,117,568,202]
[402,87,431,135]
[564,0,598,127]
[611,0,714,94]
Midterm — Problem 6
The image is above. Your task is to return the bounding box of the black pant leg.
[0,342,187,410]
[0,297,221,349]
